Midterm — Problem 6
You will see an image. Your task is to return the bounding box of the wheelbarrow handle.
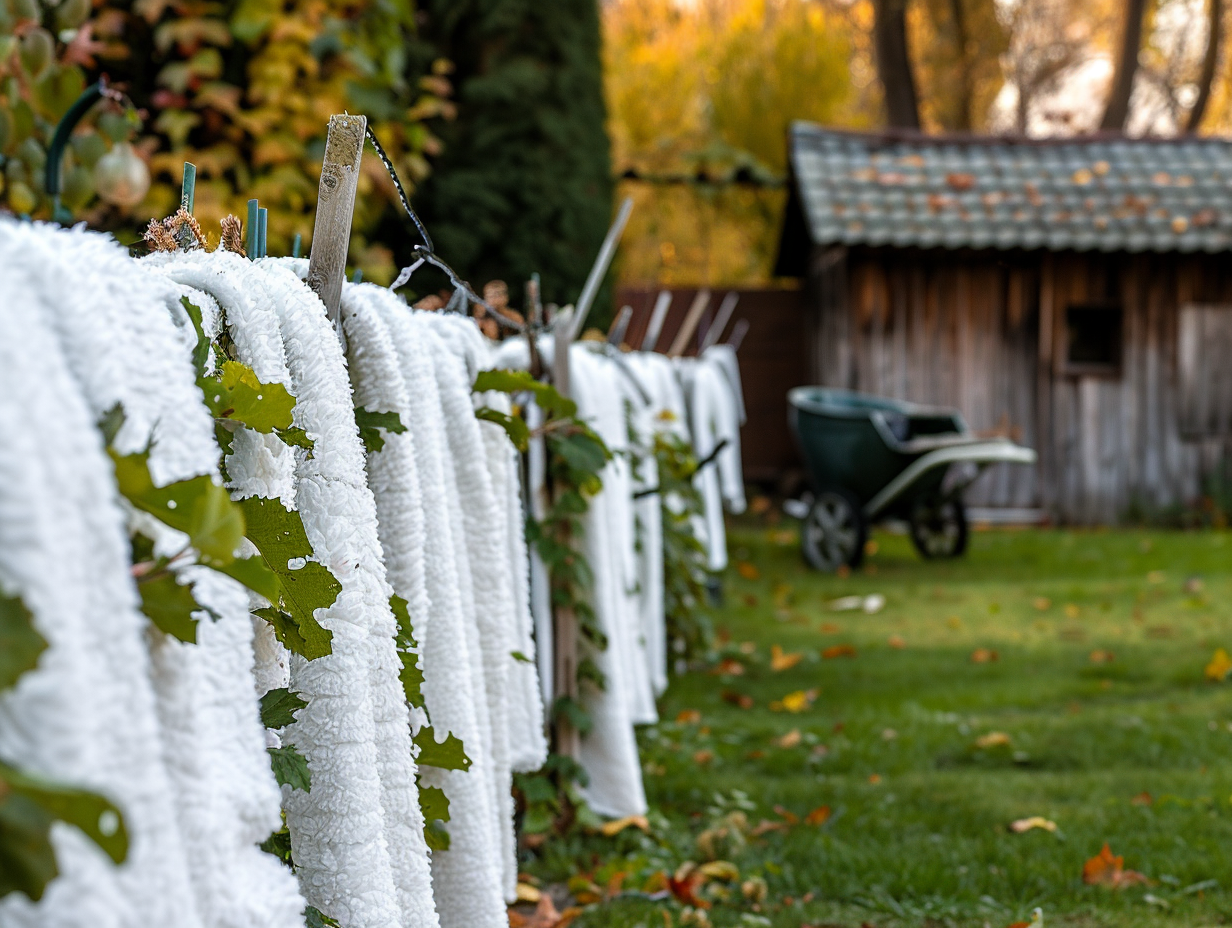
[863,441,1037,520]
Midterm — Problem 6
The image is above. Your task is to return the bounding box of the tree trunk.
[1185,0,1222,132]
[874,0,922,129]
[1100,0,1150,130]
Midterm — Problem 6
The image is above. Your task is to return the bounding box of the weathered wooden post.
[307,114,367,333]
[667,288,711,358]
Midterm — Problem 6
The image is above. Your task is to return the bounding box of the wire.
[363,125,527,333]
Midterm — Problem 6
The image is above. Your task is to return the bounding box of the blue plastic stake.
[245,200,257,258]
[257,207,268,259]
[352,268,363,284]
[292,232,302,259]
[181,162,196,213]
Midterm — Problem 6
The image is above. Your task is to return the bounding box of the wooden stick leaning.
[667,288,711,358]
[307,114,367,337]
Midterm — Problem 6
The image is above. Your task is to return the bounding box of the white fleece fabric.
[374,300,508,928]
[0,221,203,928]
[681,356,738,572]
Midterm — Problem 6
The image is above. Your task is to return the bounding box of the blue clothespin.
[257,207,268,259]
[352,268,363,284]
[181,163,196,213]
[292,232,302,259]
[246,199,259,258]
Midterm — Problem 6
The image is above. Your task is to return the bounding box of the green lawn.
[523,526,1232,928]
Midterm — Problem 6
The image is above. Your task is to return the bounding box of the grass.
[520,525,1232,928]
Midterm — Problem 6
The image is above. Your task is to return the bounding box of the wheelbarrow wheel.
[801,488,867,572]
[909,495,968,559]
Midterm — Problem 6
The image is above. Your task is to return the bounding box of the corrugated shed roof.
[789,122,1232,253]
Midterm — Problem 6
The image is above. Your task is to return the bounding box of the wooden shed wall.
[809,246,1232,523]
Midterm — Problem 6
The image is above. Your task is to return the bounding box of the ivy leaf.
[0,760,128,901]
[138,573,201,644]
[511,650,532,664]
[274,427,314,457]
[180,297,211,379]
[259,824,293,866]
[260,688,307,729]
[424,821,451,851]
[354,407,407,454]
[414,728,472,771]
[214,555,280,605]
[419,784,450,823]
[267,745,311,792]
[305,906,341,928]
[109,450,245,566]
[475,407,529,451]
[96,402,126,448]
[389,594,425,709]
[214,421,235,456]
[473,369,577,419]
[0,590,45,692]
[239,497,338,660]
[198,361,295,433]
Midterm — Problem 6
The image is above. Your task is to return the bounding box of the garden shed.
[776,123,1232,524]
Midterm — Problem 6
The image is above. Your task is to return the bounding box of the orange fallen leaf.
[1089,649,1115,664]
[776,728,802,748]
[712,658,745,676]
[888,635,906,649]
[770,689,819,713]
[773,804,800,825]
[693,749,714,765]
[720,690,755,709]
[1082,843,1151,888]
[822,644,857,659]
[819,622,841,634]
[668,864,710,908]
[1007,922,1029,928]
[1131,791,1153,806]
[1033,597,1052,611]
[805,805,832,825]
[970,648,999,663]
[868,773,882,784]
[736,561,760,580]
[750,818,787,836]
[676,709,702,724]
[836,564,851,579]
[513,893,568,928]
[599,815,650,837]
[741,594,758,607]
[770,644,804,672]
[1009,816,1057,833]
[975,731,1011,748]
[745,749,766,760]
[1205,648,1232,681]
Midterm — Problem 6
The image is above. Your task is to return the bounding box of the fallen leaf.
[1010,816,1057,833]
[865,539,879,556]
[1082,842,1151,888]
[771,644,804,672]
[810,744,829,759]
[668,864,710,908]
[677,709,702,724]
[881,728,897,740]
[1205,648,1232,681]
[516,882,542,903]
[770,689,817,713]
[520,893,566,928]
[745,749,766,760]
[970,648,999,663]
[776,728,802,748]
[1131,791,1153,806]
[1089,649,1115,664]
[1033,597,1052,610]
[697,860,740,881]
[599,815,650,837]
[820,622,841,634]
[739,641,757,655]
[822,644,857,659]
[750,496,772,515]
[772,582,794,607]
[741,594,758,607]
[805,806,832,825]
[836,564,851,579]
[750,818,787,836]
[1064,603,1081,618]
[868,773,882,784]
[693,749,714,764]
[720,690,755,709]
[736,562,760,580]
[773,805,800,825]
[712,658,745,676]
[888,635,906,649]
[976,731,1011,748]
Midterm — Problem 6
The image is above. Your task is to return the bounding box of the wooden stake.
[641,290,672,351]
[667,288,711,357]
[700,291,740,350]
[307,114,367,332]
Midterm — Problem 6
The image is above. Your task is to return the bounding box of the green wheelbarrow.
[786,387,1037,571]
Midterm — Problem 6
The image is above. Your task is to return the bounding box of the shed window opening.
[1065,304,1122,373]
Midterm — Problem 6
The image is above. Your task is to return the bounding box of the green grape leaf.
[305,906,340,928]
[198,361,295,433]
[424,820,451,851]
[267,745,311,792]
[109,450,245,565]
[180,297,210,379]
[475,407,529,451]
[473,369,577,419]
[96,402,126,448]
[389,594,425,709]
[274,427,314,456]
[239,497,338,660]
[414,728,471,771]
[354,407,407,454]
[418,784,450,824]
[260,688,307,729]
[0,760,128,901]
[138,573,201,643]
[214,555,279,604]
[0,590,45,693]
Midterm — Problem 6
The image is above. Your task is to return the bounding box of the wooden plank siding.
[810,246,1232,523]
